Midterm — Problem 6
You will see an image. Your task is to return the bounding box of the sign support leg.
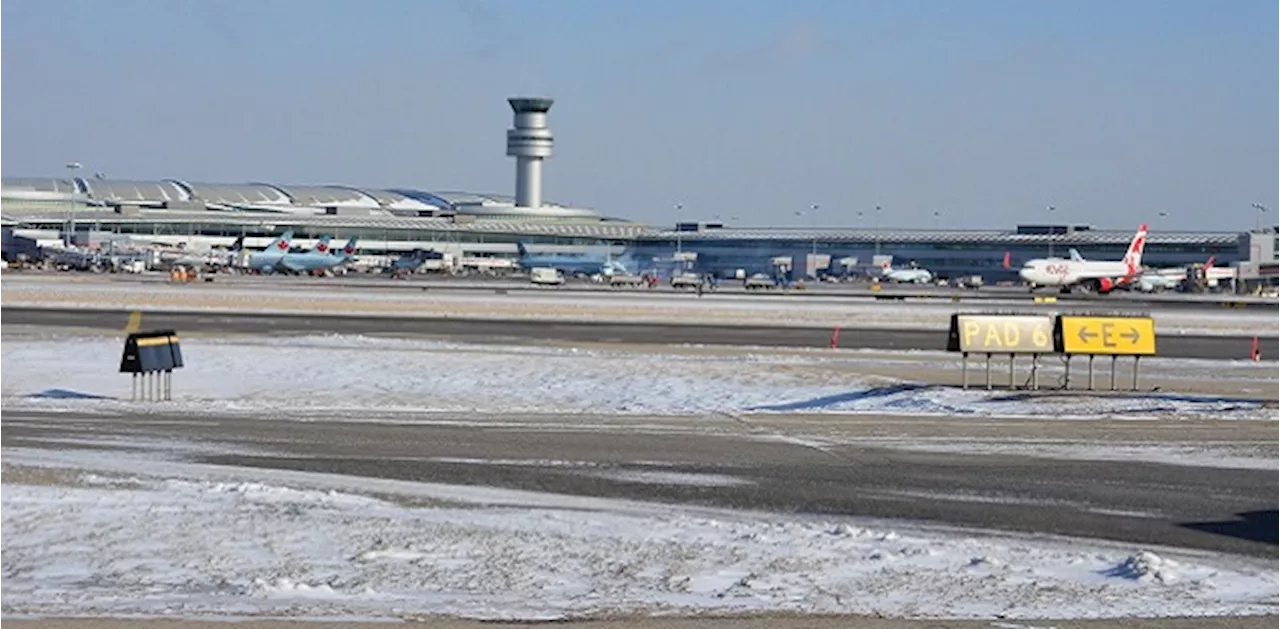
[1031,354,1039,390]
[985,353,992,390]
[1008,353,1015,389]
[1132,356,1140,391]
[961,352,969,389]
[1087,355,1094,390]
[1062,356,1069,390]
[132,374,137,401]
[1109,355,1117,391]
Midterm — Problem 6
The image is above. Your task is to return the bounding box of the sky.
[2,0,1276,230]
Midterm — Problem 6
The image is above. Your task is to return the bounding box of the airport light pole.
[675,203,683,255]
[65,162,82,246]
[1047,205,1056,258]
[874,204,882,257]
[1252,203,1269,231]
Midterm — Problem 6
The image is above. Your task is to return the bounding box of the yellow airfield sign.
[1059,316,1156,356]
[949,314,1055,354]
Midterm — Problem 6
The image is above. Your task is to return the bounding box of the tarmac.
[3,409,1275,558]
[3,307,1276,360]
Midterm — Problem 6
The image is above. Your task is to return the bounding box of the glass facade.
[630,237,1242,282]
[6,214,1245,281]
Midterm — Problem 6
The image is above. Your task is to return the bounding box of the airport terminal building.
[4,97,1275,285]
[3,174,1272,284]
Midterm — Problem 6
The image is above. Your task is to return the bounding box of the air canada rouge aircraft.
[1018,224,1147,294]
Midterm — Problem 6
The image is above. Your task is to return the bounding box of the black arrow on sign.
[1122,328,1141,344]
[1077,327,1098,343]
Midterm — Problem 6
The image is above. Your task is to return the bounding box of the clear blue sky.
[3,0,1276,230]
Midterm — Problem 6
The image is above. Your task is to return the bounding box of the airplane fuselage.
[1019,259,1131,291]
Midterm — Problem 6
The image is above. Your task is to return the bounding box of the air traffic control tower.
[506,97,554,209]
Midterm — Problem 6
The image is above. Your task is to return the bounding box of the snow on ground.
[826,439,1280,471]
[2,447,1276,621]
[3,279,1276,336]
[1,333,1274,421]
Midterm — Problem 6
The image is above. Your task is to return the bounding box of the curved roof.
[180,182,292,206]
[386,188,456,210]
[84,179,188,202]
[3,177,81,194]
[2,176,605,221]
[275,185,379,208]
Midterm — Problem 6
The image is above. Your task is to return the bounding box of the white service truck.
[530,267,565,286]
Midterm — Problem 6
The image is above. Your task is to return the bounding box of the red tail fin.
[1205,256,1216,269]
[1001,251,1011,270]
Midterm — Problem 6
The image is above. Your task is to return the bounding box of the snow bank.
[3,461,1274,621]
[2,333,1274,421]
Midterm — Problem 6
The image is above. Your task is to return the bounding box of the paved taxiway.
[11,270,1277,311]
[5,306,1274,360]
[4,409,1275,559]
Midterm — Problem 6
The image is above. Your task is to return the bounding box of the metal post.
[1087,355,1095,390]
[132,373,137,401]
[1109,355,1118,391]
[985,353,992,390]
[1031,353,1039,390]
[1062,356,1069,390]
[962,352,969,389]
[1008,354,1015,389]
[1132,356,1140,391]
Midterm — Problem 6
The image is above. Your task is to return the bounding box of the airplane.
[515,241,635,277]
[243,231,295,272]
[387,248,446,275]
[1131,256,1236,292]
[878,259,934,284]
[151,236,245,270]
[273,236,354,274]
[328,236,359,263]
[1018,223,1148,294]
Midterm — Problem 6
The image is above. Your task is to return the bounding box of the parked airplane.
[244,231,295,272]
[274,236,353,274]
[387,248,446,274]
[1018,224,1148,294]
[878,260,934,284]
[329,236,359,263]
[1131,256,1236,292]
[515,242,634,277]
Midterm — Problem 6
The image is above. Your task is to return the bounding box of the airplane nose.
[1018,268,1033,282]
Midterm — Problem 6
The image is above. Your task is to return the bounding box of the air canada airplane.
[1018,224,1148,294]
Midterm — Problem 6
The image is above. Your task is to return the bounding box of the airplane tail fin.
[311,235,332,254]
[1121,223,1149,273]
[266,231,294,253]
[1205,255,1216,269]
[516,242,529,257]
[229,236,245,252]
[338,236,359,257]
[1001,251,1011,270]
[1068,248,1085,262]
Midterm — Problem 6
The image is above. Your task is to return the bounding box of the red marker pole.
[830,326,841,350]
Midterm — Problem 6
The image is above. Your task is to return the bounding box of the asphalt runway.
[3,409,1275,559]
[4,306,1275,360]
[10,270,1276,310]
